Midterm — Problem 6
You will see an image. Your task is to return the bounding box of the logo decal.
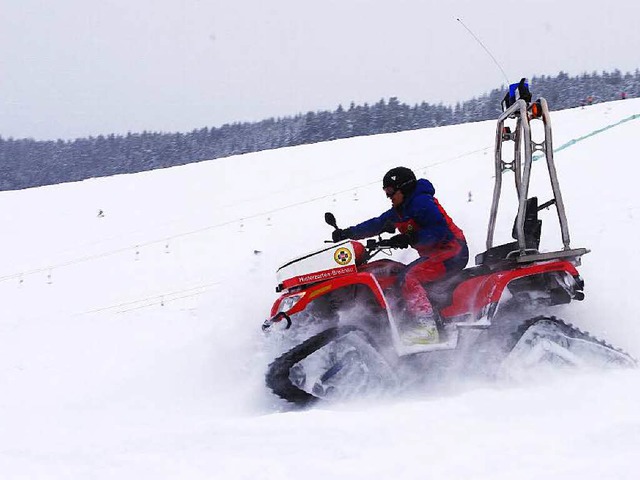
[334,247,353,265]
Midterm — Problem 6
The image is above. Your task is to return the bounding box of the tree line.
[1,69,638,191]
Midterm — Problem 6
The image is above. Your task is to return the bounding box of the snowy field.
[1,99,639,479]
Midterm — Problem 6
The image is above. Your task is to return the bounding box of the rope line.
[74,282,220,316]
[534,113,640,161]
[0,145,490,283]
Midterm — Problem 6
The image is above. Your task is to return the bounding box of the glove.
[387,233,411,249]
[332,228,352,242]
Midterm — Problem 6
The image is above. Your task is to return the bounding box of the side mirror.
[325,212,338,229]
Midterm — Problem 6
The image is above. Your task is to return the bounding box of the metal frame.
[486,98,588,263]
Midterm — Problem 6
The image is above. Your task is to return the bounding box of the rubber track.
[509,315,637,364]
[266,325,366,406]
[267,316,636,406]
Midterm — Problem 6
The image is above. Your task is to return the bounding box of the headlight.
[278,293,305,313]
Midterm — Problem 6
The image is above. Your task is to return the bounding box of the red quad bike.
[262,96,636,406]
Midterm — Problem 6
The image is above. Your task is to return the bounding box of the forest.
[0,69,637,191]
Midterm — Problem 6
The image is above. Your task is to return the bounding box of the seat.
[475,197,542,266]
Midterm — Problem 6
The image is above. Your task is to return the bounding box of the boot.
[400,314,440,346]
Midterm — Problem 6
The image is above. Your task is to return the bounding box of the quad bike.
[261,95,636,406]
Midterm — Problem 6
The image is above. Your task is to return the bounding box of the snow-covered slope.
[1,99,639,479]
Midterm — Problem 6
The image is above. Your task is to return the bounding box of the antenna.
[456,17,510,85]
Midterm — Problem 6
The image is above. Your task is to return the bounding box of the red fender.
[270,272,388,319]
[440,260,580,318]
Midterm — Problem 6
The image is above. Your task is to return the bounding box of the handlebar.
[324,212,405,255]
[325,236,403,250]
[361,236,410,263]
[324,236,404,264]
[367,238,398,249]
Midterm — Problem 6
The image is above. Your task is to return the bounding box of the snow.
[1,99,640,479]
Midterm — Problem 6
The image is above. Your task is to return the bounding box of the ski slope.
[1,99,639,479]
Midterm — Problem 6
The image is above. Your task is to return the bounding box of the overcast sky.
[2,0,638,140]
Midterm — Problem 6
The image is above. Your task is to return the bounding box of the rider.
[332,167,468,345]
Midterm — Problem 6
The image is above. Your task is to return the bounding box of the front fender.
[269,272,391,324]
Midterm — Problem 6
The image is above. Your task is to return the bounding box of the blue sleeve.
[348,209,397,239]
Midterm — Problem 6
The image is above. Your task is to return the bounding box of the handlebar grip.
[366,239,379,248]
[373,239,394,248]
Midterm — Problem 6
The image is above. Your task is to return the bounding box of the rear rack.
[478,96,588,265]
[513,248,589,265]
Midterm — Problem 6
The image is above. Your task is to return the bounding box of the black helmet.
[383,167,416,195]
